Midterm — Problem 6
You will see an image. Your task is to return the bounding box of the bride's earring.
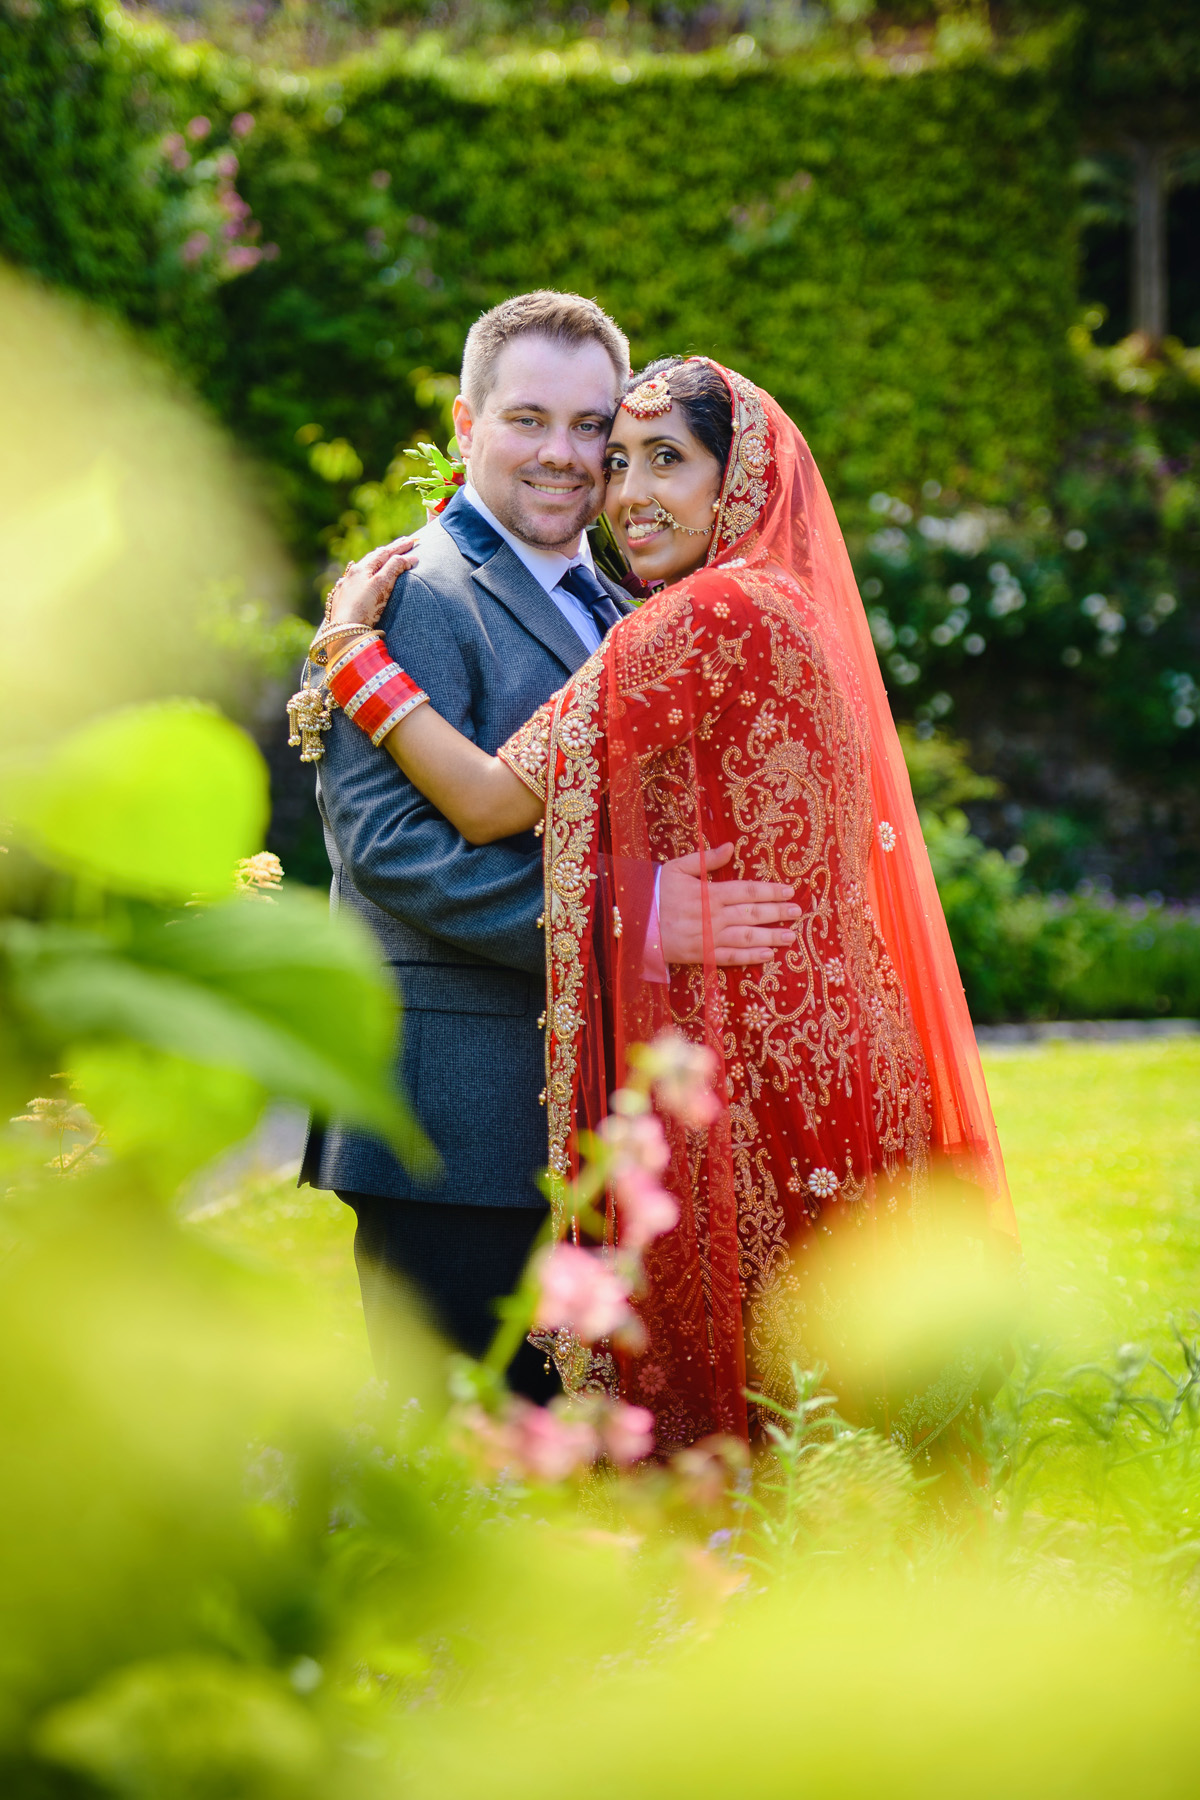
[652,502,715,537]
[711,501,720,512]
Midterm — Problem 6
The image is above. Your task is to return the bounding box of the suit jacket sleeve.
[317,569,547,978]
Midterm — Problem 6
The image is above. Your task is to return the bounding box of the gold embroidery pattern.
[705,365,774,561]
[605,567,932,1415]
[508,652,622,1401]
[497,704,553,802]
[539,654,605,1190]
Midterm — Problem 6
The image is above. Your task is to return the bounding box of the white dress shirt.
[461,482,603,654]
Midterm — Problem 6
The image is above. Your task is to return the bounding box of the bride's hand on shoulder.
[326,534,421,628]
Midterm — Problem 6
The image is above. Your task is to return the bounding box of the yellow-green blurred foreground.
[3,269,1200,1799]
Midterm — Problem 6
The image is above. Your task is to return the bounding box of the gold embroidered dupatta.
[501,363,1016,1449]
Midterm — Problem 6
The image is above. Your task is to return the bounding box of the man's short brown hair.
[460,290,630,409]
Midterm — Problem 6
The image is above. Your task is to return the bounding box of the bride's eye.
[652,447,682,469]
[605,452,628,474]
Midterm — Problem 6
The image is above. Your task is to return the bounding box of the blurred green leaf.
[71,1044,267,1197]
[4,888,435,1175]
[35,1654,324,1800]
[0,702,268,901]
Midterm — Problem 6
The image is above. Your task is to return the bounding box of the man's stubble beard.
[485,468,601,552]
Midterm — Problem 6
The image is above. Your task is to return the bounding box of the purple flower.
[369,169,391,190]
[224,245,263,273]
[230,112,256,138]
[180,230,211,265]
[185,115,211,141]
[215,151,239,179]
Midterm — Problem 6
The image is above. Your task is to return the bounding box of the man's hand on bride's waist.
[659,843,800,969]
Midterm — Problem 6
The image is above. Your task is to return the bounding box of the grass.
[983,1040,1200,1358]
[191,1040,1200,1376]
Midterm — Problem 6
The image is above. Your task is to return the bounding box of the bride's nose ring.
[651,502,715,537]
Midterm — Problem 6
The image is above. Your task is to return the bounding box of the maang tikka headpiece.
[620,374,673,419]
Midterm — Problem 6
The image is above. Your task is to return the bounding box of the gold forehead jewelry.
[621,375,673,420]
[651,503,713,537]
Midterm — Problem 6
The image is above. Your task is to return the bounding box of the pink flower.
[370,169,392,189]
[509,1400,598,1482]
[160,134,190,172]
[230,112,256,138]
[598,1110,670,1177]
[597,1400,655,1466]
[215,151,239,178]
[224,245,262,272]
[534,1242,636,1344]
[186,115,211,141]
[180,230,211,265]
[636,1032,723,1127]
[614,1168,679,1251]
[262,243,280,261]
[459,1399,597,1484]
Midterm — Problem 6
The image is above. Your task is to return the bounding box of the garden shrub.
[905,728,1200,1021]
[859,333,1200,895]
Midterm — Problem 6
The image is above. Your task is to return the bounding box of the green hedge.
[2,4,1083,550]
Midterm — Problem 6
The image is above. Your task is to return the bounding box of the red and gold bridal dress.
[499,362,1018,1454]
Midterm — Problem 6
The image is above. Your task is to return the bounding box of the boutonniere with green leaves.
[403,438,466,513]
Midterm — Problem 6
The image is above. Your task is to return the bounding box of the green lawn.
[192,1041,1200,1372]
[983,1040,1200,1358]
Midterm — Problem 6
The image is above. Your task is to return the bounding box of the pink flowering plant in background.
[153,111,277,291]
[451,1032,723,1488]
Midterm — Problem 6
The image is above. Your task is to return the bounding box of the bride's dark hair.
[627,356,734,476]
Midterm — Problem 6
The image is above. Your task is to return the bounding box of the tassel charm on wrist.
[287,679,335,762]
[287,630,428,761]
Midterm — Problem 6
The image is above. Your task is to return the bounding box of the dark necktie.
[559,562,623,640]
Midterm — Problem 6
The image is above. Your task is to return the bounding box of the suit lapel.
[439,487,629,672]
[469,547,596,676]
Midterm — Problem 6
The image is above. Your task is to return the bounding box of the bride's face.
[604,405,724,585]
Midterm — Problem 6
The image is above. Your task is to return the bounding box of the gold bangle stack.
[309,620,380,666]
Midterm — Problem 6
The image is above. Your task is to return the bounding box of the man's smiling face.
[452,333,620,552]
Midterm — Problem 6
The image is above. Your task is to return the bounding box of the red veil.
[500,362,1016,1452]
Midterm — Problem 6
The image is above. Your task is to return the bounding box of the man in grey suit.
[302,291,798,1397]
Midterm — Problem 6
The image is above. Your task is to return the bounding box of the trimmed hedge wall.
[2,5,1082,547]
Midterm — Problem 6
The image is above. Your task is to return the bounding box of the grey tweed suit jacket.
[300,488,632,1208]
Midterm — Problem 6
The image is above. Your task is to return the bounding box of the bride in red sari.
[319,356,1018,1454]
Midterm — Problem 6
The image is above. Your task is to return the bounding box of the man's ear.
[451,394,475,459]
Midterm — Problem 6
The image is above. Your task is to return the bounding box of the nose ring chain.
[651,502,714,537]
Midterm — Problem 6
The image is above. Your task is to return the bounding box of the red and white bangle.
[326,635,429,747]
